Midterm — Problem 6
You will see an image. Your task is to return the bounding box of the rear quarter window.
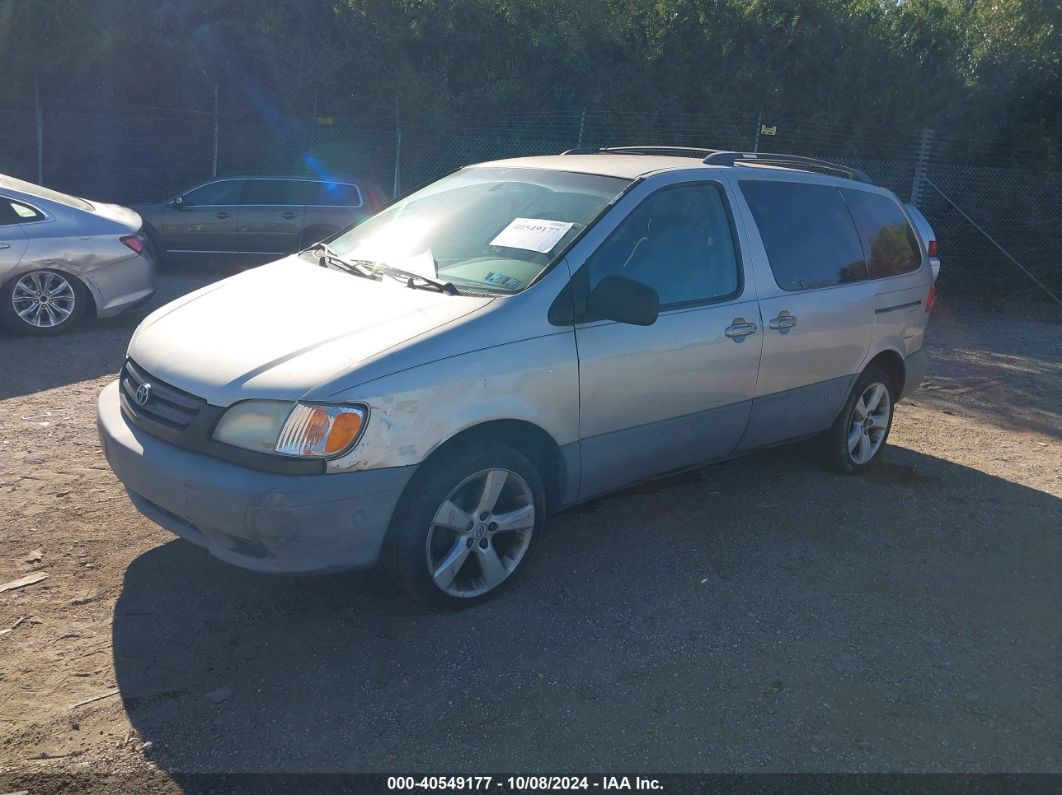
[0,198,44,224]
[842,189,923,278]
[740,180,867,291]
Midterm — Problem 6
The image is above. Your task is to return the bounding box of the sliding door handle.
[769,311,798,333]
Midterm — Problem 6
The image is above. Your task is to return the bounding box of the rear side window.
[842,189,922,278]
[182,180,244,206]
[240,180,308,205]
[311,182,363,207]
[740,181,867,291]
[0,198,44,224]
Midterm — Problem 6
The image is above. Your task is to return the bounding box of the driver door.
[161,178,243,254]
[572,180,763,500]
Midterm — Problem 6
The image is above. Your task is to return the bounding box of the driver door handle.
[215,211,231,219]
[282,211,296,219]
[0,243,10,249]
[725,319,758,341]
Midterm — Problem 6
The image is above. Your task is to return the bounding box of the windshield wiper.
[377,264,460,295]
[308,243,378,280]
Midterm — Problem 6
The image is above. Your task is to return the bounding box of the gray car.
[135,176,390,261]
[98,148,933,606]
[1,175,156,336]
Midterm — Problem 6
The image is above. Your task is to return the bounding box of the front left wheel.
[1,269,88,336]
[382,441,545,607]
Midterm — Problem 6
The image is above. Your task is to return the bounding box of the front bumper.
[97,380,415,573]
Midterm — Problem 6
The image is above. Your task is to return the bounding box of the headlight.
[213,401,366,458]
[212,401,292,454]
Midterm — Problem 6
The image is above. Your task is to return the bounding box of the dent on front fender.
[324,333,581,473]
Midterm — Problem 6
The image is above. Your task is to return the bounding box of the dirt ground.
[1,266,1060,793]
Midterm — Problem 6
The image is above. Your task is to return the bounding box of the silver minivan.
[98,148,933,606]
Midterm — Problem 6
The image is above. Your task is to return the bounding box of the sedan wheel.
[1,269,87,336]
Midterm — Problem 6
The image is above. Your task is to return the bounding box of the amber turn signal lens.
[275,403,366,458]
[325,410,364,453]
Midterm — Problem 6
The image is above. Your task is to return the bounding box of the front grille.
[120,359,206,432]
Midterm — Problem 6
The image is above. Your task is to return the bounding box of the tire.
[818,365,896,474]
[0,269,89,336]
[382,441,546,608]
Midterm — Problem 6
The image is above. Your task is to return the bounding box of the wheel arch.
[414,419,568,514]
[865,348,906,397]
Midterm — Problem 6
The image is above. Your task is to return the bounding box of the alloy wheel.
[11,271,77,329]
[425,467,536,598]
[847,381,891,465]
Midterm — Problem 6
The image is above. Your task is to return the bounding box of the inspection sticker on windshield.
[490,218,574,254]
[483,272,524,290]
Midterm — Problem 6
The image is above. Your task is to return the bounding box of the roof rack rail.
[561,145,723,158]
[702,151,872,183]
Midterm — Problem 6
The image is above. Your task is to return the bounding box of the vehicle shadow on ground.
[112,444,1062,783]
[0,263,239,400]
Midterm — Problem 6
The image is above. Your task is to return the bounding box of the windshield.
[0,175,94,212]
[327,166,630,293]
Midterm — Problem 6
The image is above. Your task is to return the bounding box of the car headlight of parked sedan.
[212,400,366,458]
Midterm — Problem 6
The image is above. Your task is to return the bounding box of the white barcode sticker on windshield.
[490,218,574,254]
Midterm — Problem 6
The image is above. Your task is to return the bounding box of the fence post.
[752,112,762,153]
[212,83,220,178]
[35,79,43,184]
[910,128,933,206]
[576,107,586,149]
[393,96,402,199]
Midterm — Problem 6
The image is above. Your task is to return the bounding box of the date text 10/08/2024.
[387,776,664,791]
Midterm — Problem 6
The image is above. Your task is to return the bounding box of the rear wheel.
[383,441,544,607]
[818,365,896,473]
[1,269,88,336]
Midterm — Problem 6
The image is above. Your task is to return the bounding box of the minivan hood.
[128,256,492,405]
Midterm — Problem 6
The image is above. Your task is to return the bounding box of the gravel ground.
[0,266,1060,793]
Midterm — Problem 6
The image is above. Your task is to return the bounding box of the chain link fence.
[0,99,1059,304]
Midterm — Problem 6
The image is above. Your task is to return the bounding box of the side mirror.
[171,195,186,208]
[587,275,660,326]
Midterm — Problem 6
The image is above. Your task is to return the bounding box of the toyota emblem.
[135,383,152,406]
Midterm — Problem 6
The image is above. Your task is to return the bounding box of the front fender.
[324,332,579,473]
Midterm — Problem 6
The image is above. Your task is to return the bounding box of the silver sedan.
[0,175,156,335]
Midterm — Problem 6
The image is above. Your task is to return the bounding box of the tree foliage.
[1,0,1058,153]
